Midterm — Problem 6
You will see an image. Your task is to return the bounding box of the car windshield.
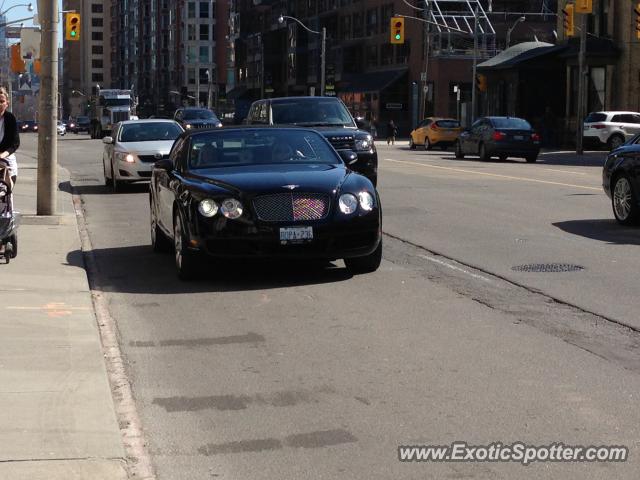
[490,118,532,129]
[585,112,608,123]
[77,116,90,123]
[189,129,340,169]
[183,109,218,120]
[119,122,183,142]
[271,100,355,127]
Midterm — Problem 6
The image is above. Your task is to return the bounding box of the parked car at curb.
[410,117,462,150]
[245,96,378,186]
[149,126,382,280]
[583,111,640,151]
[57,121,66,136]
[68,116,91,134]
[102,119,184,192]
[20,120,38,132]
[455,116,540,163]
[603,134,640,225]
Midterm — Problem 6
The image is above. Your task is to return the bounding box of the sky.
[2,0,64,45]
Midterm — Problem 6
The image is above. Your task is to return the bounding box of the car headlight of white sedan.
[116,152,137,163]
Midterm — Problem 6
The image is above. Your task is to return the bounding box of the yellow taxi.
[410,117,462,150]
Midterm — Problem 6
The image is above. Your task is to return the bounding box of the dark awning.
[339,69,407,93]
[477,42,564,71]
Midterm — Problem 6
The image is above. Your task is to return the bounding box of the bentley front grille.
[253,193,330,222]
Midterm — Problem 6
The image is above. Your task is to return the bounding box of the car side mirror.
[338,150,358,165]
[102,136,113,144]
[154,159,174,171]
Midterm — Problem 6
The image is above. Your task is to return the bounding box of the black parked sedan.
[150,127,382,279]
[455,116,540,162]
[603,135,640,225]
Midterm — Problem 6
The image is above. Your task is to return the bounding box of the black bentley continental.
[149,127,382,279]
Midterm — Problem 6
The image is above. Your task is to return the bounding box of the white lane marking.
[543,168,587,176]
[418,254,492,283]
[382,158,601,191]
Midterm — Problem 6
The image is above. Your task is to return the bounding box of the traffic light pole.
[471,6,479,124]
[37,0,58,215]
[575,13,587,155]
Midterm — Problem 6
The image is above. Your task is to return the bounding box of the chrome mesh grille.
[138,154,169,163]
[253,193,330,222]
[113,111,130,123]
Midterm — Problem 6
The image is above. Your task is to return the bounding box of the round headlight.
[185,124,192,129]
[358,191,374,211]
[125,153,135,163]
[220,198,243,219]
[338,193,358,214]
[198,199,218,217]
[355,135,373,151]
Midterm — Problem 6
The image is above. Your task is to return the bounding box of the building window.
[199,1,209,18]
[199,24,209,41]
[366,8,378,36]
[395,42,410,64]
[199,46,209,63]
[91,31,103,40]
[91,18,103,27]
[188,68,195,84]
[91,3,103,13]
[380,43,393,65]
[340,15,351,40]
[92,73,103,82]
[92,45,103,54]
[352,12,363,38]
[380,4,393,32]
[188,1,195,18]
[366,45,377,67]
[187,24,196,41]
[92,59,103,68]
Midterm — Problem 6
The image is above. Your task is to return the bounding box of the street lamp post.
[205,69,212,109]
[278,14,326,96]
[505,16,525,49]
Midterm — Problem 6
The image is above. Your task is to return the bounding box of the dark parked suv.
[245,97,378,186]
[173,107,223,130]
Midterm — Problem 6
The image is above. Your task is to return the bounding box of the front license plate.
[513,135,524,140]
[280,226,313,244]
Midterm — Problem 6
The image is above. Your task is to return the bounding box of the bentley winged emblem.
[282,184,299,190]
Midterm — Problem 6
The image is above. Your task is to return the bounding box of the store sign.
[386,103,403,110]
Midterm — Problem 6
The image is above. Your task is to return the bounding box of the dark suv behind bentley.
[245,97,378,186]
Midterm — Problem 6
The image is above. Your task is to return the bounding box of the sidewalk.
[0,149,127,478]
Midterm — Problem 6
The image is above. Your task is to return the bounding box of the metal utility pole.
[575,13,587,155]
[196,61,200,107]
[320,26,326,96]
[471,6,479,124]
[37,0,58,215]
[420,2,432,120]
[206,70,212,109]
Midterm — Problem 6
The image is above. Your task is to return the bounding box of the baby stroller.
[0,162,18,263]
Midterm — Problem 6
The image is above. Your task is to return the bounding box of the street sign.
[20,28,41,60]
[386,103,402,110]
[420,72,427,81]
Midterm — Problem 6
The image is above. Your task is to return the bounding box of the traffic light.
[390,17,404,44]
[476,74,487,93]
[562,4,574,37]
[635,3,640,40]
[65,12,80,41]
[575,0,592,14]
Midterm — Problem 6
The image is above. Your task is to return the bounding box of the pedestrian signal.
[390,17,404,44]
[65,13,80,41]
[476,74,487,93]
[562,4,574,37]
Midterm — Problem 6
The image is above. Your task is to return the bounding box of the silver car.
[102,119,184,192]
[583,111,640,151]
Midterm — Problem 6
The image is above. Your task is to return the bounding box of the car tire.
[525,155,537,163]
[608,134,625,151]
[173,211,199,280]
[479,143,490,161]
[344,239,382,274]
[150,199,171,253]
[612,174,640,225]
[104,160,112,187]
[425,137,432,150]
[409,137,416,150]
[7,233,17,259]
[455,141,464,159]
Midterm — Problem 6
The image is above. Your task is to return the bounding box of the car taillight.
[492,131,506,141]
[592,124,606,129]
[531,133,541,142]
[430,123,439,131]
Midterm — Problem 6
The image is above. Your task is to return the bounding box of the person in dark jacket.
[0,87,19,185]
[386,119,398,146]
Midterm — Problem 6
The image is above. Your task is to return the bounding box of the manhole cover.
[512,263,584,273]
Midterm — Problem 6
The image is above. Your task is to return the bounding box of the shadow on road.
[66,245,353,293]
[59,181,149,195]
[553,219,640,245]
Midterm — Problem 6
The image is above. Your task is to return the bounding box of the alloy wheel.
[174,215,183,270]
[613,177,632,221]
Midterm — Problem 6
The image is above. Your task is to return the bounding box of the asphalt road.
[26,133,640,479]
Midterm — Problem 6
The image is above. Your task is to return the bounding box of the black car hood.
[305,126,368,137]
[186,120,219,126]
[187,163,348,195]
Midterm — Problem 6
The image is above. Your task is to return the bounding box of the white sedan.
[102,119,184,192]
